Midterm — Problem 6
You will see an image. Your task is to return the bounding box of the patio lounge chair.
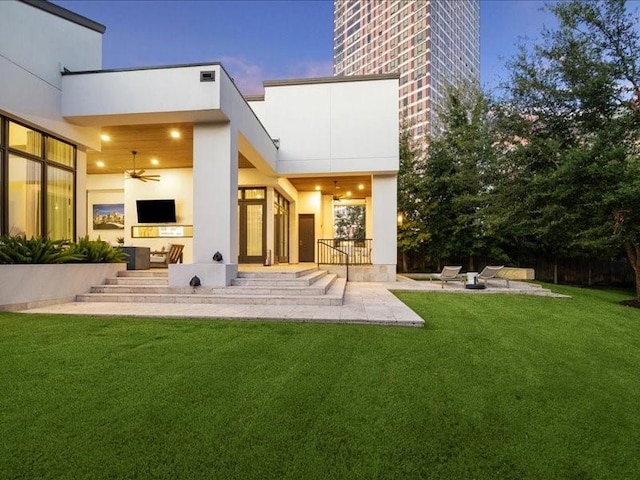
[478,265,510,288]
[150,243,184,268]
[429,265,463,288]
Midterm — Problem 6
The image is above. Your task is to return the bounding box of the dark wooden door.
[298,214,315,262]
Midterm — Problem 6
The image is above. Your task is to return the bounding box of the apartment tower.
[333,0,480,138]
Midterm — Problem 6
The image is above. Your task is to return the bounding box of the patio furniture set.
[429,265,510,289]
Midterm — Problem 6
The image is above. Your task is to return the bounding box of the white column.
[169,122,238,286]
[75,150,88,240]
[371,174,397,281]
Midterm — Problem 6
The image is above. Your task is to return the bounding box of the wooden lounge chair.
[150,243,184,268]
[478,265,509,288]
[429,265,463,288]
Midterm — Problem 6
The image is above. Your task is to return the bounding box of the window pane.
[334,204,366,240]
[8,154,42,237]
[244,188,265,199]
[47,137,74,167]
[47,166,74,240]
[9,122,42,157]
[246,204,263,256]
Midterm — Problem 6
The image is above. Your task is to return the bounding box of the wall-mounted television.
[136,199,177,223]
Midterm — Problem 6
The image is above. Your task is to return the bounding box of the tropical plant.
[0,235,126,264]
[66,236,127,263]
[0,235,82,264]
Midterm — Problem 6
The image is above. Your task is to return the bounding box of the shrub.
[66,236,127,263]
[0,235,82,264]
[0,235,126,264]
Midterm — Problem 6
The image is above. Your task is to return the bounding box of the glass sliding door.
[238,188,266,263]
[245,204,263,257]
[274,191,289,263]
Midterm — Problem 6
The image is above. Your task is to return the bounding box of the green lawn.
[1,285,639,479]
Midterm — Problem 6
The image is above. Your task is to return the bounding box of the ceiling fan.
[125,150,160,182]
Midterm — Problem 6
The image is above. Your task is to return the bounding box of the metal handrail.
[317,239,349,279]
[318,239,372,264]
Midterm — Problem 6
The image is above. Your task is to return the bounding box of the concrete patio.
[19,270,564,327]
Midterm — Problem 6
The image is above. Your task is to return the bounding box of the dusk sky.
[50,0,564,95]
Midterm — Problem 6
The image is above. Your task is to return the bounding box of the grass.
[1,285,639,479]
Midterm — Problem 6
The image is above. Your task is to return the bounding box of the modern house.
[0,0,398,287]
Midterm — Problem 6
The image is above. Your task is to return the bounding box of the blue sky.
[52,0,560,95]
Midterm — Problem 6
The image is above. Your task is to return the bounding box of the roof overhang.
[61,64,228,126]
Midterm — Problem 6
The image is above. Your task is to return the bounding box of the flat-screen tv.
[136,199,176,223]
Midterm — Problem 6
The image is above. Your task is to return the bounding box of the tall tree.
[499,0,640,297]
[397,121,429,272]
[422,82,499,270]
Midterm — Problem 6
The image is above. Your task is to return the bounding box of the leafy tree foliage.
[422,82,500,270]
[397,121,430,270]
[495,0,640,297]
[334,205,365,241]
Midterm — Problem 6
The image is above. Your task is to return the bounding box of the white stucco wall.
[86,170,194,262]
[257,77,399,176]
[0,263,124,311]
[62,65,223,126]
[0,1,102,149]
[372,174,398,265]
[124,168,194,263]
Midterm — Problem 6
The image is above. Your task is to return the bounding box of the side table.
[122,246,150,270]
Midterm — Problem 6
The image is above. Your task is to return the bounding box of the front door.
[298,214,315,262]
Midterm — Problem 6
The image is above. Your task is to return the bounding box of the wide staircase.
[76,266,346,306]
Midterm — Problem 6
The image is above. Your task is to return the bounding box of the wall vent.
[200,71,216,82]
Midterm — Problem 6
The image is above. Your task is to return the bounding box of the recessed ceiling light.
[315,185,321,191]
[358,184,364,190]
[170,129,181,139]
[151,158,159,166]
[100,134,111,142]
[346,191,352,197]
[96,160,105,167]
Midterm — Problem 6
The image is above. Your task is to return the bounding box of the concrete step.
[236,267,318,279]
[117,270,168,278]
[231,269,327,287]
[221,273,337,295]
[81,267,346,306]
[77,279,346,306]
[105,276,169,286]
[92,273,337,296]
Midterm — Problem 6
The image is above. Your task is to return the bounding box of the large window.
[1,116,76,240]
[334,202,366,241]
[8,154,41,237]
[47,166,73,240]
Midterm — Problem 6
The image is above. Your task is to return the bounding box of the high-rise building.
[333,0,480,138]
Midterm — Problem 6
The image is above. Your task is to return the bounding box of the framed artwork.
[92,203,125,230]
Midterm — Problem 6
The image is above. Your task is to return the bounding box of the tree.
[422,82,500,270]
[397,120,430,272]
[499,0,640,298]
